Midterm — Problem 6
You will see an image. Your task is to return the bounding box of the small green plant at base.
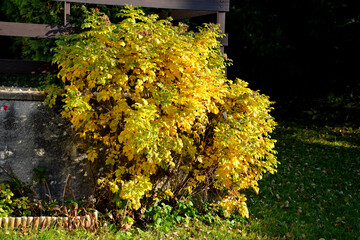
[144,198,226,231]
[0,182,31,217]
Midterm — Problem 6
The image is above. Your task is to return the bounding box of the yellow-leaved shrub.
[52,6,278,218]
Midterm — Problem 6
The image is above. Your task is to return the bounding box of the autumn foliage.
[52,6,278,218]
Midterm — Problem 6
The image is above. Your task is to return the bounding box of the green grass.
[0,219,271,239]
[0,122,359,239]
[246,122,360,239]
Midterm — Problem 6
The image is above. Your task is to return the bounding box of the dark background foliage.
[225,0,360,124]
[1,0,359,124]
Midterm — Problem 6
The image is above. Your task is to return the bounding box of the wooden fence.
[0,0,229,74]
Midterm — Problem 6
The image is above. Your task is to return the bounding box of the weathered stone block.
[0,88,95,201]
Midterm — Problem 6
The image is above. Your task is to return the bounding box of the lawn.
[246,122,360,239]
[1,121,359,239]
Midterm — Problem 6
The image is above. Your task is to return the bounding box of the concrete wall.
[0,88,95,202]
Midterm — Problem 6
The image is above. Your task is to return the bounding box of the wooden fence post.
[217,11,226,53]
[64,2,71,26]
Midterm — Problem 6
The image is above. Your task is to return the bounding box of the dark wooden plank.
[54,0,230,12]
[0,59,58,74]
[0,21,80,38]
[158,10,216,20]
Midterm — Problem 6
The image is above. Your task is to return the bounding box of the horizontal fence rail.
[0,21,80,38]
[54,0,230,12]
[159,10,227,45]
[158,10,216,20]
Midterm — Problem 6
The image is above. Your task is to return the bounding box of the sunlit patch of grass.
[114,218,271,240]
[0,227,99,240]
[290,125,360,149]
[0,220,270,240]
